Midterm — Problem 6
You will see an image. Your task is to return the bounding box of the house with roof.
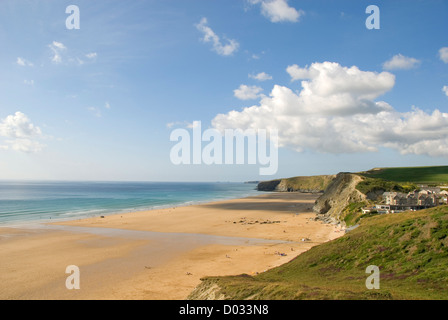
[366,188,446,215]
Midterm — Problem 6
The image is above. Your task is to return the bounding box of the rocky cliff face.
[257,179,282,191]
[313,173,366,224]
[257,173,364,223]
[189,173,368,300]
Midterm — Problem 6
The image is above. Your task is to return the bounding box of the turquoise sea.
[0,181,261,226]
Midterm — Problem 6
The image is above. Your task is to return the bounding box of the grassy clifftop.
[360,166,448,184]
[313,169,442,225]
[257,175,336,192]
[257,166,448,193]
[189,205,448,300]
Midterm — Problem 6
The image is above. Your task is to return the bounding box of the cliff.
[312,173,366,224]
[188,170,448,300]
[257,173,365,224]
[188,205,448,300]
[257,175,336,193]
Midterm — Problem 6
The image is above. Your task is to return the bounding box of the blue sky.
[0,0,447,181]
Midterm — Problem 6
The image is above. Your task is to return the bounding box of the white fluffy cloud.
[51,41,66,50]
[212,61,448,157]
[234,85,264,100]
[249,72,272,81]
[86,52,97,59]
[439,47,448,63]
[16,57,33,67]
[443,86,448,97]
[0,112,45,153]
[285,62,395,115]
[383,54,420,70]
[48,41,67,64]
[248,0,304,23]
[195,18,239,56]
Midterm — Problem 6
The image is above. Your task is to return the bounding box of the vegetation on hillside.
[190,205,448,300]
[343,169,447,227]
[257,175,335,192]
[355,177,418,196]
[360,166,448,185]
[341,201,371,226]
[280,175,335,191]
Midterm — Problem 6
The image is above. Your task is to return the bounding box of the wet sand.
[0,192,343,300]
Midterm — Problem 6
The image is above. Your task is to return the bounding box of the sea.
[0,181,262,226]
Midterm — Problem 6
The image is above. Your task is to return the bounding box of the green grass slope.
[360,166,448,185]
[192,206,448,300]
[282,175,335,191]
[257,175,335,192]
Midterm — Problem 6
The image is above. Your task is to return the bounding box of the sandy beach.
[0,192,343,300]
